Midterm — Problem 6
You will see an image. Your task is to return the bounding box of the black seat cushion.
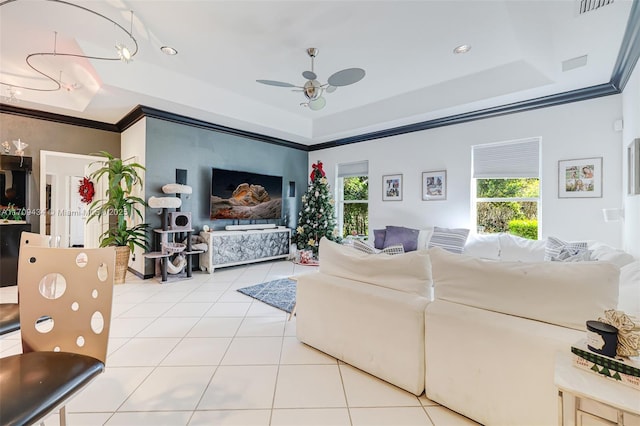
[0,304,20,336]
[0,352,104,426]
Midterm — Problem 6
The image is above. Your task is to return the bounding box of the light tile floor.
[0,260,480,426]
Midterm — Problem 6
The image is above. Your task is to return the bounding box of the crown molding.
[610,0,640,90]
[0,103,119,132]
[310,83,619,151]
[116,105,310,152]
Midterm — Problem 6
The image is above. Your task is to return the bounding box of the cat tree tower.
[144,183,203,282]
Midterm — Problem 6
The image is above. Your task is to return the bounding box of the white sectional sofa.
[296,235,637,426]
[296,245,432,395]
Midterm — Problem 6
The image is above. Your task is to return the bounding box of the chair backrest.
[20,231,52,248]
[18,246,116,363]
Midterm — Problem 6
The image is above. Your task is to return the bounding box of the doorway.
[40,151,103,248]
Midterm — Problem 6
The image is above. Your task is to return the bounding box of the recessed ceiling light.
[453,44,471,54]
[160,46,178,56]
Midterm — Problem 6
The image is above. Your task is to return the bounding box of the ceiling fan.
[256,48,365,111]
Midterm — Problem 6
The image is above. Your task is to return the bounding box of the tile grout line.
[336,361,355,426]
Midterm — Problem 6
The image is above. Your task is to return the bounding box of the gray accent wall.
[0,113,121,232]
[144,117,308,274]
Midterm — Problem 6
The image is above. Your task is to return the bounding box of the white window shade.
[337,160,368,178]
[472,139,540,178]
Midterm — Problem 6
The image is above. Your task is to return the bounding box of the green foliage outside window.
[508,219,538,240]
[477,178,539,239]
[477,178,539,198]
[342,176,368,237]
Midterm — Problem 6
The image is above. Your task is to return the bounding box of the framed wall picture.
[422,170,446,201]
[382,174,403,201]
[558,157,602,198]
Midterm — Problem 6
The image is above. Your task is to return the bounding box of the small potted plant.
[86,151,148,283]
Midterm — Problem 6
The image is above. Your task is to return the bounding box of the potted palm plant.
[87,151,148,284]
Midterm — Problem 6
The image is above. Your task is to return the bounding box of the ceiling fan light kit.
[257,48,365,111]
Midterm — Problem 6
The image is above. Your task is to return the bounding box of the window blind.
[337,160,368,178]
[472,139,540,179]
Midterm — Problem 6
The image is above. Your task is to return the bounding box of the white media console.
[224,223,276,231]
[199,227,290,272]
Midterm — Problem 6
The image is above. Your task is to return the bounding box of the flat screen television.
[210,168,283,220]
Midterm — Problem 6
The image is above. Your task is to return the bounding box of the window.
[336,161,368,238]
[472,139,540,239]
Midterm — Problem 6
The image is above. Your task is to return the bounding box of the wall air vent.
[562,55,588,72]
[577,0,614,15]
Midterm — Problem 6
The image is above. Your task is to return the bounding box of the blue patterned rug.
[237,278,296,314]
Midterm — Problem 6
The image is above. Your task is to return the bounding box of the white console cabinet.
[199,227,290,272]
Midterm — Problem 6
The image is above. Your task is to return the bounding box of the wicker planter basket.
[114,246,131,284]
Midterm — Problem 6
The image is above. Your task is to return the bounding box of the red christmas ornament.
[78,177,95,204]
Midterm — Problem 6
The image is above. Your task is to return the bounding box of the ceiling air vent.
[577,0,614,15]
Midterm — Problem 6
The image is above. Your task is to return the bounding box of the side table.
[555,352,640,425]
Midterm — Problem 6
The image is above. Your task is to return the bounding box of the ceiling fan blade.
[327,68,366,87]
[308,96,326,111]
[326,85,337,93]
[302,70,317,80]
[256,79,297,88]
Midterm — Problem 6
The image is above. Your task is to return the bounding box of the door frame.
[39,151,103,246]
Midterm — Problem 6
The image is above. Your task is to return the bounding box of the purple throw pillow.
[373,229,386,249]
[384,226,419,252]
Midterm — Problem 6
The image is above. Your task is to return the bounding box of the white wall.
[311,95,624,248]
[120,118,147,275]
[622,62,640,257]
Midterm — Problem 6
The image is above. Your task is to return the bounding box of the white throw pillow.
[545,236,589,261]
[589,242,636,268]
[319,238,432,297]
[428,247,619,331]
[417,227,434,250]
[463,233,501,260]
[498,234,545,262]
[428,227,469,254]
[351,239,405,256]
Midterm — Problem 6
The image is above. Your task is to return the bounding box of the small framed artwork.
[558,157,603,198]
[382,174,403,201]
[422,170,447,201]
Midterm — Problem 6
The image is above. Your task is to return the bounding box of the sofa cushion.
[384,226,420,252]
[428,247,619,330]
[589,242,636,268]
[428,227,469,254]
[545,236,589,261]
[618,260,640,317]
[463,233,501,260]
[373,229,386,249]
[498,234,546,262]
[417,227,434,250]
[319,238,432,297]
[351,240,405,256]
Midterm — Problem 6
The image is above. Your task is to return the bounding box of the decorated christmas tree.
[295,161,340,258]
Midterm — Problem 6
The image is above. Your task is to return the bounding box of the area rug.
[237,278,296,314]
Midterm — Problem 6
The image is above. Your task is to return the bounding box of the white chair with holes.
[0,246,116,426]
